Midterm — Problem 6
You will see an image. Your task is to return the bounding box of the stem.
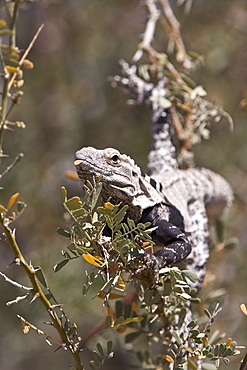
[0,71,9,159]
[159,0,192,69]
[0,0,21,161]
[8,24,44,90]
[0,214,85,370]
[0,152,24,180]
[9,0,20,49]
[132,0,160,64]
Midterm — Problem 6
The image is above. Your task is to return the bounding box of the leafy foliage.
[56,178,241,369]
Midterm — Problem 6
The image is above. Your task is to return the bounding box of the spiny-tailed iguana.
[74,145,232,287]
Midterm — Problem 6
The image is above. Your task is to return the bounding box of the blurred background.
[0,0,247,369]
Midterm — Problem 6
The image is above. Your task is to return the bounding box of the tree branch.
[159,0,192,69]
[0,214,85,370]
[132,0,160,64]
[0,152,24,180]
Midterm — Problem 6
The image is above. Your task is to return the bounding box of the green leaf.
[57,227,71,238]
[105,316,113,329]
[173,285,185,294]
[93,350,102,363]
[187,320,197,328]
[107,341,113,355]
[160,97,172,108]
[67,242,77,252]
[171,330,182,345]
[151,293,162,304]
[182,270,198,283]
[114,316,124,326]
[35,266,48,289]
[65,196,82,211]
[17,201,27,214]
[178,292,191,300]
[91,182,103,209]
[72,208,88,218]
[67,325,77,336]
[53,259,69,272]
[97,206,112,215]
[45,293,52,301]
[204,309,211,318]
[115,300,123,318]
[115,205,128,225]
[82,284,88,296]
[89,361,96,370]
[124,331,141,343]
[0,30,13,36]
[60,186,67,203]
[127,218,136,229]
[96,343,105,358]
[222,358,230,365]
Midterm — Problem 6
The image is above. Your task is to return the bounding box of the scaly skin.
[74,146,232,287]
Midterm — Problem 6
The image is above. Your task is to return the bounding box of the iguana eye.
[110,154,120,164]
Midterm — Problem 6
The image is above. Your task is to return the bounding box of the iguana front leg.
[133,204,191,285]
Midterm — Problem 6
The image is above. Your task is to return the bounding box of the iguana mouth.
[74,157,112,177]
[74,156,132,186]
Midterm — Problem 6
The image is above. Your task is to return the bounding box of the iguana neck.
[100,172,164,222]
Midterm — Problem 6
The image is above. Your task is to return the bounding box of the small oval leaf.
[0,20,7,29]
[182,270,198,283]
[53,259,69,272]
[240,303,247,316]
[65,196,82,210]
[0,204,7,213]
[60,187,67,203]
[35,266,48,289]
[17,201,27,214]
[105,315,113,328]
[57,227,71,238]
[22,59,34,70]
[124,331,141,343]
[7,192,19,210]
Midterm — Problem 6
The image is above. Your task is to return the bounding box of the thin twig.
[0,152,24,180]
[0,271,32,290]
[8,24,44,90]
[132,0,160,64]
[17,315,63,347]
[6,293,30,306]
[159,0,192,69]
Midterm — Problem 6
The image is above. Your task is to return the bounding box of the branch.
[8,24,44,90]
[0,152,24,180]
[0,270,32,290]
[17,315,63,347]
[132,0,160,64]
[0,214,85,370]
[159,0,192,69]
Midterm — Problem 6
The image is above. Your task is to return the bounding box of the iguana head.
[74,147,163,215]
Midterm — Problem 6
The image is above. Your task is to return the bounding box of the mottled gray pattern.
[109,60,233,288]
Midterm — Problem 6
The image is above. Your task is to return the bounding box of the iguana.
[74,61,233,289]
[74,146,232,288]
